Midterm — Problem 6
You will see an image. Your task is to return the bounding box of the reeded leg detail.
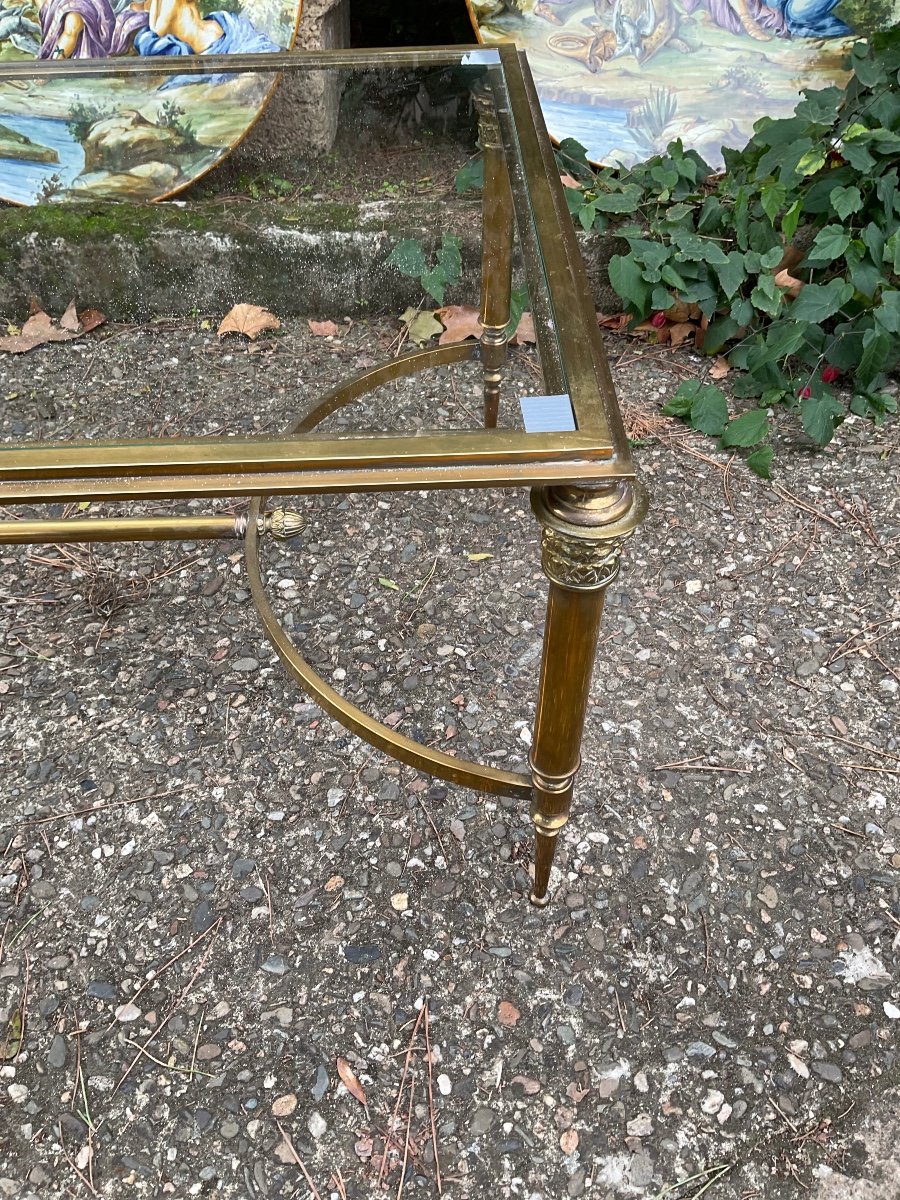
[474,87,513,429]
[528,481,649,906]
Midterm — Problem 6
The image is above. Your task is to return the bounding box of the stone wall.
[232,0,352,165]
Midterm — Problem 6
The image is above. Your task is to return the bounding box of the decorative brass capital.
[531,481,648,592]
[540,527,628,591]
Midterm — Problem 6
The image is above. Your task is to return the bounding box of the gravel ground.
[0,315,897,1200]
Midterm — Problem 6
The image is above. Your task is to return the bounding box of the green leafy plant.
[561,26,900,474]
[387,234,462,305]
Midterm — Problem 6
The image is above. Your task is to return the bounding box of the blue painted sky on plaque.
[0,0,299,203]
[469,0,900,169]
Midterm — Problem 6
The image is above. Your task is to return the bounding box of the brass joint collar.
[531,481,649,592]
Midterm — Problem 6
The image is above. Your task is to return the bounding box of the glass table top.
[0,47,631,505]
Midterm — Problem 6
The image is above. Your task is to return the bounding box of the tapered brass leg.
[529,481,648,905]
[475,87,513,429]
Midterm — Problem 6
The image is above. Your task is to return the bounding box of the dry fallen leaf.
[217,303,281,340]
[560,173,582,190]
[560,1129,579,1154]
[774,268,804,298]
[665,299,702,323]
[79,308,107,334]
[59,299,81,332]
[272,1093,298,1117]
[436,304,482,345]
[668,321,696,348]
[709,355,731,379]
[511,311,536,344]
[597,312,630,332]
[498,1001,520,1027]
[400,307,443,345]
[0,308,80,354]
[354,1135,374,1160]
[307,319,340,337]
[324,875,344,893]
[337,1056,368,1107]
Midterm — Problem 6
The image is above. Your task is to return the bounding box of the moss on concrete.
[0,196,621,320]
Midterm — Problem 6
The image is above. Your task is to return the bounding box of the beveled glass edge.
[0,46,501,81]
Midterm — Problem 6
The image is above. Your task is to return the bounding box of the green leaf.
[840,140,876,172]
[593,186,642,213]
[715,252,746,300]
[556,138,592,179]
[873,290,900,334]
[761,182,786,225]
[689,386,729,436]
[886,231,900,274]
[850,391,897,423]
[764,321,810,359]
[662,380,699,418]
[782,200,802,245]
[750,273,784,319]
[387,239,428,279]
[702,316,740,356]
[856,327,894,388]
[436,235,462,283]
[796,148,826,177]
[578,201,598,231]
[829,185,863,220]
[420,267,449,305]
[862,222,885,269]
[565,185,588,215]
[746,446,775,479]
[455,157,484,193]
[506,286,528,339]
[807,224,852,265]
[800,393,845,446]
[730,297,754,326]
[795,86,842,124]
[609,254,650,316]
[848,251,882,300]
[378,576,400,590]
[789,279,853,322]
[722,409,769,447]
[672,232,729,265]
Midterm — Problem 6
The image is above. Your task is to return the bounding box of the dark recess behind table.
[350,0,474,48]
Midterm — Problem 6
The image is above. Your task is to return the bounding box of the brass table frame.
[0,45,647,905]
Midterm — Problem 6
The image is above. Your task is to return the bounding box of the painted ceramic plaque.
[468,1,900,169]
[0,0,301,204]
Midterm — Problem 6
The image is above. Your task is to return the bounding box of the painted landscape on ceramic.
[0,0,300,204]
[469,0,900,168]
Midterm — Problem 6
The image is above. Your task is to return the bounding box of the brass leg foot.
[528,481,648,907]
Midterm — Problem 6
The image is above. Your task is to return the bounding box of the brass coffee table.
[0,46,646,905]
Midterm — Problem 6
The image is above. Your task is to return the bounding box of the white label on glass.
[519,394,576,433]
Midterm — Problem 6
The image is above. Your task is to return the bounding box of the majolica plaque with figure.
[0,0,300,204]
[468,0,898,168]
